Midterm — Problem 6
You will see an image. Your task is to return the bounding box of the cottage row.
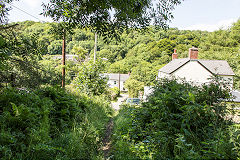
[109,47,235,93]
[54,48,238,100]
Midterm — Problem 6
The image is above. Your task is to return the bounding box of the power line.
[9,3,44,22]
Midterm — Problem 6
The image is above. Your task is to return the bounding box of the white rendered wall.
[173,61,212,85]
[107,80,128,91]
[158,61,234,89]
[120,81,127,91]
[107,80,118,88]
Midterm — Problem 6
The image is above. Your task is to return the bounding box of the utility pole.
[119,64,121,90]
[94,32,97,63]
[62,30,66,88]
[118,72,120,90]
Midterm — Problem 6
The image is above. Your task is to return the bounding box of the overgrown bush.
[0,86,113,159]
[125,78,144,98]
[109,87,120,101]
[73,59,108,96]
[112,78,239,159]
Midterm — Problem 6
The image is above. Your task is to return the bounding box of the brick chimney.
[189,47,198,59]
[172,49,178,60]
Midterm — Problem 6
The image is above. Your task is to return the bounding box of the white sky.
[8,0,240,32]
[8,0,52,22]
[170,0,240,31]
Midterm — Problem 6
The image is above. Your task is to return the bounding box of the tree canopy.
[0,0,16,24]
[42,0,183,37]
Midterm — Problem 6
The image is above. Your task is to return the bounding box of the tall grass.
[0,86,113,159]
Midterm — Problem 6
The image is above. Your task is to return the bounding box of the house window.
[114,81,117,84]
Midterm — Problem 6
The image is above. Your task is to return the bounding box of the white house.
[158,48,235,89]
[52,54,79,62]
[104,73,130,91]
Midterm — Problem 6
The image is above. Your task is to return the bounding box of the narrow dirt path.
[101,118,114,159]
[101,94,128,159]
[111,94,128,110]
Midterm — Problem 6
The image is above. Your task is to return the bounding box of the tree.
[147,38,176,63]
[230,20,240,44]
[0,0,16,24]
[70,45,88,62]
[0,21,65,89]
[98,49,115,63]
[73,59,108,95]
[130,61,157,86]
[0,23,44,87]
[47,40,63,55]
[108,59,130,73]
[42,0,183,37]
[125,78,144,98]
[42,0,183,89]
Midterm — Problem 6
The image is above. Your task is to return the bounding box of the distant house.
[158,48,235,89]
[104,73,130,91]
[52,54,78,62]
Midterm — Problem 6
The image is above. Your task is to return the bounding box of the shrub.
[112,78,239,159]
[109,87,120,100]
[125,78,144,98]
[0,86,113,159]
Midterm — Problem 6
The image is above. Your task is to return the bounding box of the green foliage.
[130,61,158,86]
[230,20,240,44]
[125,78,144,98]
[72,28,94,41]
[109,87,120,101]
[111,106,139,159]
[112,79,239,159]
[98,49,115,63]
[0,86,113,159]
[38,55,63,85]
[147,38,176,63]
[48,40,62,55]
[2,20,240,89]
[38,54,84,87]
[70,45,87,62]
[73,59,108,95]
[0,22,57,88]
[42,0,182,38]
[108,60,131,73]
[2,18,240,159]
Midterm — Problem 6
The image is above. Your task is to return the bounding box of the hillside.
[2,20,239,89]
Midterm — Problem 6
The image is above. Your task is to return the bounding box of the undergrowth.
[112,79,240,159]
[0,86,113,159]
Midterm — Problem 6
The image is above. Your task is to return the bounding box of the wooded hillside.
[1,20,240,89]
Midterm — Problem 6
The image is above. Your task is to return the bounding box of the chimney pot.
[189,47,198,59]
[172,49,178,60]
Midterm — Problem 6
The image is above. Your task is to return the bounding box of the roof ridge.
[159,58,234,76]
[174,58,228,62]
[198,59,228,62]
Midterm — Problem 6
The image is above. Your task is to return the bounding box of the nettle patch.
[112,79,240,159]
